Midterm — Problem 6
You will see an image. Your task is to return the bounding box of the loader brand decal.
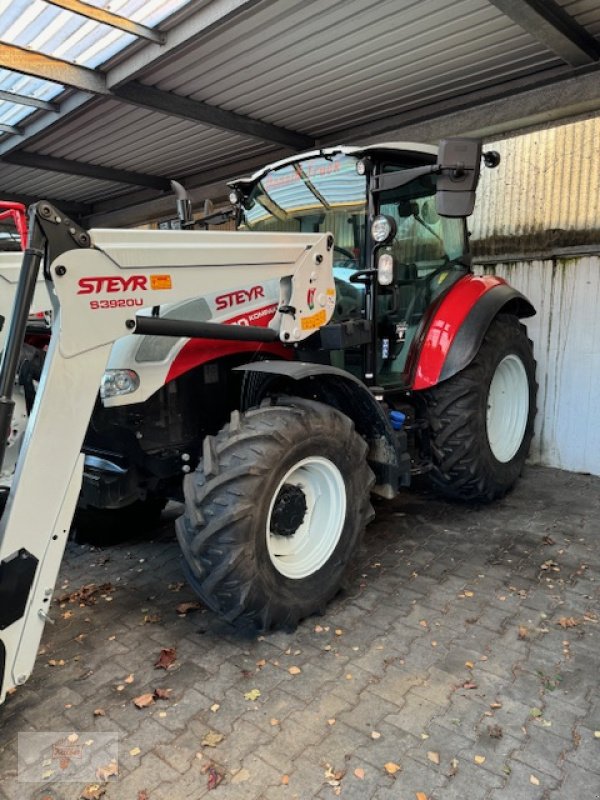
[226,302,278,327]
[301,309,327,331]
[78,274,173,295]
[215,285,265,310]
[79,273,173,310]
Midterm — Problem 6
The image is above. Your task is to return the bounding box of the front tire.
[423,314,537,502]
[176,397,374,630]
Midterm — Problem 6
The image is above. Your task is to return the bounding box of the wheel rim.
[486,354,530,463]
[266,456,346,579]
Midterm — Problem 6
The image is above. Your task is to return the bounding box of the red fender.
[165,303,291,383]
[407,274,513,391]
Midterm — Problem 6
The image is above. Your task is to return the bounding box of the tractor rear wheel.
[176,397,374,630]
[423,314,536,502]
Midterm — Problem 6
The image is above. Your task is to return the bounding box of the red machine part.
[0,202,28,250]
[165,303,290,383]
[409,274,508,390]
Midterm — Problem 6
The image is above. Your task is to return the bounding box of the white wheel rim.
[486,354,529,463]
[266,456,346,580]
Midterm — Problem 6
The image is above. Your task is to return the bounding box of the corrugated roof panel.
[24,98,274,177]
[558,0,600,36]
[141,0,562,137]
[0,162,136,202]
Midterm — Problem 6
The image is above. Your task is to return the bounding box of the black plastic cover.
[0,548,38,630]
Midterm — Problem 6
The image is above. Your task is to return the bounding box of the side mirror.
[435,138,482,218]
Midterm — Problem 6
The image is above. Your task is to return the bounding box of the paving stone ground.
[1,465,600,799]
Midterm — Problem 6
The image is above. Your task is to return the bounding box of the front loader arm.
[0,204,335,702]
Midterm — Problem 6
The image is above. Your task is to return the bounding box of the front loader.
[0,139,537,702]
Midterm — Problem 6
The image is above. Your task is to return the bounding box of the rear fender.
[408,275,535,391]
[236,361,411,498]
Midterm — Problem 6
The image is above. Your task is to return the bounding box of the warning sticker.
[301,309,327,331]
[150,274,172,290]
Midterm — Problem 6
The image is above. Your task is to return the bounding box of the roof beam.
[44,0,165,44]
[0,190,91,217]
[0,90,58,112]
[113,81,314,150]
[0,42,106,94]
[488,0,600,66]
[1,151,171,191]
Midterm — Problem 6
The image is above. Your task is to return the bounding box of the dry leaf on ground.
[530,774,540,785]
[95,761,118,781]
[130,747,141,757]
[288,666,302,675]
[231,768,251,784]
[58,583,113,606]
[154,688,171,700]
[384,762,401,775]
[427,751,440,765]
[202,731,224,748]
[81,785,106,800]
[124,674,134,684]
[211,703,220,713]
[154,647,177,670]
[354,768,365,779]
[244,689,261,701]
[474,755,486,765]
[281,775,289,785]
[207,766,223,790]
[176,601,201,615]
[133,693,155,709]
[416,793,429,800]
[137,791,149,800]
[558,616,580,628]
[93,708,105,717]
[518,626,529,640]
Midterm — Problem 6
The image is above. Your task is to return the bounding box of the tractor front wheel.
[423,314,537,502]
[176,397,374,630]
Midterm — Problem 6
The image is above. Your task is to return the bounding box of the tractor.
[0,138,536,701]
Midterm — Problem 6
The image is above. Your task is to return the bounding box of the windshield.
[239,153,367,262]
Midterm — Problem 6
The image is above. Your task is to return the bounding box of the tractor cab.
[229,143,473,389]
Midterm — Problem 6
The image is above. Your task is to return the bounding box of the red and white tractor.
[0,139,536,701]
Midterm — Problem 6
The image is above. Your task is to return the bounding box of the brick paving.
[1,465,600,799]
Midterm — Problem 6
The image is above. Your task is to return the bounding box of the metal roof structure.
[0,0,599,234]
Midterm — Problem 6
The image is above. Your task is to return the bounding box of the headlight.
[229,189,240,205]
[100,369,140,400]
[377,253,394,286]
[371,214,396,244]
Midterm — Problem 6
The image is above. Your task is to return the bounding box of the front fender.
[235,361,410,498]
[408,275,535,391]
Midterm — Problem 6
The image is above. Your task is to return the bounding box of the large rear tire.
[176,397,374,630]
[423,314,537,502]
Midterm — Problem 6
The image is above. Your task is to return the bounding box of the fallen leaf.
[371,731,381,740]
[288,666,301,675]
[62,610,74,620]
[231,768,251,784]
[281,775,289,785]
[419,620,429,628]
[464,590,474,597]
[133,693,155,709]
[558,616,580,628]
[176,601,201,615]
[490,702,503,709]
[354,768,365,779]
[202,731,224,748]
[461,681,478,690]
[137,792,149,800]
[335,628,343,636]
[384,762,401,775]
[130,747,141,757]
[93,708,105,717]
[211,703,220,713]
[81,785,106,800]
[518,626,529,640]
[95,760,118,781]
[474,755,486,765]
[143,614,161,624]
[416,794,429,800]
[542,535,555,545]
[168,582,184,592]
[465,661,474,669]
[529,707,543,718]
[327,718,336,726]
[124,674,135,684]
[314,625,324,633]
[244,688,261,701]
[207,766,223,790]
[256,659,266,669]
[449,758,459,777]
[67,734,79,743]
[488,724,503,739]
[153,688,172,700]
[57,583,114,606]
[48,659,66,667]
[270,718,279,726]
[594,731,600,739]
[154,647,177,670]
[427,751,440,765]
[530,774,540,786]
